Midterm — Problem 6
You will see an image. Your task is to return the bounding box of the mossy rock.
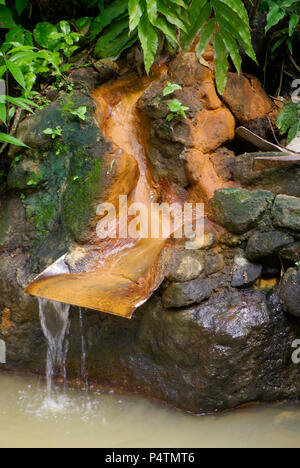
[211,188,274,234]
[9,91,111,263]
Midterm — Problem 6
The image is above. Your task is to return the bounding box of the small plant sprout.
[70,106,87,121]
[163,82,182,97]
[295,261,300,268]
[167,99,189,122]
[43,126,62,139]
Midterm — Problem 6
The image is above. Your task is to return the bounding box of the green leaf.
[94,17,131,58]
[153,16,178,43]
[287,121,300,144]
[15,0,29,15]
[0,102,6,124]
[195,18,216,59]
[289,13,299,37]
[33,22,61,50]
[213,30,229,95]
[157,0,187,32]
[212,0,257,63]
[146,0,158,24]
[0,6,16,28]
[219,28,242,74]
[163,82,182,96]
[217,0,249,26]
[129,0,143,32]
[181,0,212,52]
[277,102,299,134]
[2,95,35,112]
[169,0,188,9]
[90,0,128,40]
[58,21,71,35]
[0,132,29,147]
[138,12,159,74]
[5,60,26,88]
[266,7,286,32]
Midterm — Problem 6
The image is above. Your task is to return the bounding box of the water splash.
[79,308,88,392]
[38,298,70,399]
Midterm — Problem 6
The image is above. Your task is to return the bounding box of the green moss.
[23,192,56,245]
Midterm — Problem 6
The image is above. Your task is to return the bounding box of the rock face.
[280,268,300,317]
[2,286,300,414]
[231,249,262,288]
[1,58,300,415]
[210,188,274,234]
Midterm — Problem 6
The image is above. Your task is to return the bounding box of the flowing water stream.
[38,298,70,399]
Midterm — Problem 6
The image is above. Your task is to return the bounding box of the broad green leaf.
[5,26,33,47]
[0,6,16,28]
[146,0,157,24]
[5,60,26,88]
[213,31,229,94]
[58,21,71,35]
[287,121,300,144]
[212,0,257,63]
[153,16,178,43]
[138,12,159,74]
[266,7,286,32]
[289,13,299,37]
[94,17,130,58]
[0,132,29,147]
[129,0,143,32]
[181,1,211,52]
[195,18,216,59]
[157,0,187,32]
[33,22,61,50]
[16,0,29,15]
[217,0,249,26]
[219,28,242,74]
[90,0,128,40]
[169,0,188,9]
[0,102,6,124]
[0,1,5,5]
[2,95,35,112]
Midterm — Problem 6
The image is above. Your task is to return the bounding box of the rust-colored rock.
[223,73,274,124]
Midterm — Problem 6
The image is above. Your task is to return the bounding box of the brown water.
[0,373,300,448]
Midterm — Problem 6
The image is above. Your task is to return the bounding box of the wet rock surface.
[280,268,300,317]
[231,249,262,288]
[1,61,300,414]
[211,188,274,234]
[162,277,214,308]
[246,231,294,261]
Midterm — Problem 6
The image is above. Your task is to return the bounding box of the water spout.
[38,298,70,398]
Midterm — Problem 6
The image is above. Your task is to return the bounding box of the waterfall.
[79,308,88,392]
[38,298,70,399]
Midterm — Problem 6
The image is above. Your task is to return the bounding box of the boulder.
[231,153,300,198]
[162,277,214,308]
[280,268,300,317]
[246,231,294,261]
[272,195,300,231]
[231,249,262,288]
[210,188,274,234]
[280,242,300,262]
[167,252,204,282]
[223,73,274,124]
